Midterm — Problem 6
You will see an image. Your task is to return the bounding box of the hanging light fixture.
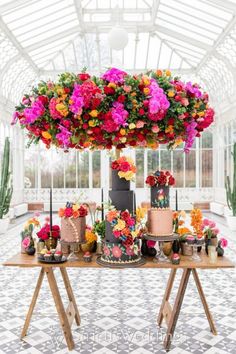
[108,4,128,51]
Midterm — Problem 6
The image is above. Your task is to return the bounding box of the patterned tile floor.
[0,213,236,354]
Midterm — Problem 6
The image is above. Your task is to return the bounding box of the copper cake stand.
[143,233,179,263]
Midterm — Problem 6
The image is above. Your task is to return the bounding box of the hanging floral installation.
[12,68,214,152]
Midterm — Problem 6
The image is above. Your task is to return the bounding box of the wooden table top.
[3,252,235,269]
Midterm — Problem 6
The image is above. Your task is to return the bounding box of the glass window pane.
[65,151,76,188]
[24,149,37,188]
[202,131,213,148]
[136,149,144,188]
[173,151,184,187]
[160,150,171,171]
[201,150,213,187]
[92,151,101,188]
[53,151,64,188]
[41,150,52,188]
[147,150,159,174]
[77,151,89,188]
[185,150,196,187]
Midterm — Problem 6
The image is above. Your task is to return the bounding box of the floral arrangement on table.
[21,214,40,255]
[36,216,60,250]
[12,68,214,152]
[58,202,88,218]
[201,218,219,240]
[173,210,188,234]
[105,209,141,255]
[111,156,136,181]
[145,170,175,187]
[190,208,203,236]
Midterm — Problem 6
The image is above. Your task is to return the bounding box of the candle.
[133,193,136,215]
[101,188,104,221]
[50,188,53,233]
[175,189,178,211]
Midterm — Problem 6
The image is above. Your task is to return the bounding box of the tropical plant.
[225,142,236,216]
[0,137,13,219]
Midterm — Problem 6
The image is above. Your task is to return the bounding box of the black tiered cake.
[101,170,142,265]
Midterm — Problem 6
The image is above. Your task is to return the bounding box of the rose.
[119,161,130,172]
[78,73,90,81]
[111,161,119,170]
[120,210,130,222]
[64,207,73,218]
[52,225,60,238]
[145,175,156,187]
[168,176,175,185]
[78,205,88,217]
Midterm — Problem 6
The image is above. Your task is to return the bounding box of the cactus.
[225,142,236,216]
[0,137,13,219]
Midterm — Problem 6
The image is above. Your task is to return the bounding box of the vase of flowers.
[216,237,228,256]
[201,218,219,254]
[37,221,60,250]
[21,214,40,255]
[146,170,175,208]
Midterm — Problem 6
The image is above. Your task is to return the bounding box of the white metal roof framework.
[0,0,236,111]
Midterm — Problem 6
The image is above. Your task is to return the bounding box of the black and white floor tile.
[0,213,236,354]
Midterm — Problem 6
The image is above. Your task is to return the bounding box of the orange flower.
[73,210,80,218]
[106,210,118,222]
[123,227,131,236]
[58,208,65,217]
[178,227,191,235]
[156,69,162,76]
[179,220,184,226]
[173,211,178,220]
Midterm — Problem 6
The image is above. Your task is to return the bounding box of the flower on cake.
[146,170,175,187]
[111,156,136,181]
[112,245,122,259]
[106,208,140,249]
[58,202,88,219]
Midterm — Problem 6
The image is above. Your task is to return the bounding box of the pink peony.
[136,120,145,128]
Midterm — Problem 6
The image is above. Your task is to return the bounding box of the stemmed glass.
[153,241,171,263]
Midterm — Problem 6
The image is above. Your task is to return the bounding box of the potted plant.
[225,142,236,230]
[0,137,13,234]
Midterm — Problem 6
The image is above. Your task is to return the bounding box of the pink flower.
[212,228,219,235]
[136,120,145,128]
[22,237,31,249]
[34,211,40,217]
[126,218,135,227]
[220,238,228,248]
[126,247,134,256]
[103,246,110,256]
[45,216,50,223]
[202,219,210,226]
[151,125,159,133]
[112,246,122,258]
[147,240,156,248]
[113,230,121,238]
[208,221,216,228]
[101,68,127,84]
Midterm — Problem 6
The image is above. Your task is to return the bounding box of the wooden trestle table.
[3,253,235,351]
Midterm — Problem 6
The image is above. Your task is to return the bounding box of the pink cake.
[147,208,173,236]
[60,216,86,243]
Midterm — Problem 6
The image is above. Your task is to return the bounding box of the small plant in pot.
[225,142,236,230]
[0,137,13,234]
[201,218,219,254]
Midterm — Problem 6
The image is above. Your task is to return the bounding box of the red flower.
[111,161,119,170]
[102,119,118,133]
[139,108,145,115]
[78,205,88,217]
[104,86,115,95]
[119,161,130,172]
[157,174,167,185]
[117,95,125,103]
[145,175,156,187]
[78,73,90,81]
[168,176,175,185]
[113,230,121,238]
[38,95,48,105]
[123,236,134,248]
[64,208,73,217]
[120,210,130,221]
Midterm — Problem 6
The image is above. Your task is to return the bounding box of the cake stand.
[143,233,179,263]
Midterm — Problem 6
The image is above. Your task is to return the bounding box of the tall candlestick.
[101,188,104,221]
[50,188,53,233]
[175,189,178,211]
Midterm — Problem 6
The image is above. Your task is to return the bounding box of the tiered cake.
[146,171,174,237]
[101,170,142,265]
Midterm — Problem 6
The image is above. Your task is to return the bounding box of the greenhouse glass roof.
[0,0,236,110]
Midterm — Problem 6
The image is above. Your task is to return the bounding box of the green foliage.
[0,138,13,219]
[93,220,105,239]
[225,142,236,216]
